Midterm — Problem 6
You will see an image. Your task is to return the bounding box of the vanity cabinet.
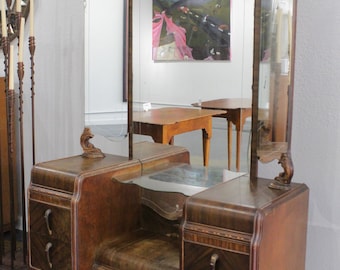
[181,177,309,270]
[28,147,308,270]
[28,142,190,270]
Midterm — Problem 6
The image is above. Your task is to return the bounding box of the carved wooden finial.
[80,127,105,158]
[269,152,294,190]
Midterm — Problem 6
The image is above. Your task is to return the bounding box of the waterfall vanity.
[28,142,308,270]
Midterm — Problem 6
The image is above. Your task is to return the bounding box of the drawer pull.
[44,209,53,235]
[45,242,53,269]
[210,253,219,270]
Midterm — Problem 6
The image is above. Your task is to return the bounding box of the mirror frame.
[125,0,297,187]
[250,0,261,181]
[125,0,133,160]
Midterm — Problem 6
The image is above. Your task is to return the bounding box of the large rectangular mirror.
[85,0,296,184]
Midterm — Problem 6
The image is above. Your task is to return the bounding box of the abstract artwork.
[152,0,231,61]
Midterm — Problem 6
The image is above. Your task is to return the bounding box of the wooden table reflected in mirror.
[192,98,252,171]
[133,107,225,167]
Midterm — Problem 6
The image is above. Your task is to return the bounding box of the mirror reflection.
[131,0,254,172]
[85,0,254,172]
[257,0,294,163]
[85,0,258,173]
[85,0,296,178]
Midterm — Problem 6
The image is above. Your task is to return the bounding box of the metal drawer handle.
[210,253,219,270]
[45,242,53,269]
[44,209,53,235]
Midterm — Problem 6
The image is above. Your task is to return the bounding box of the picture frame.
[152,0,231,61]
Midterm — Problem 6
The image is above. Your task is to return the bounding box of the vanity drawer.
[183,242,249,270]
[30,200,71,242]
[30,232,71,270]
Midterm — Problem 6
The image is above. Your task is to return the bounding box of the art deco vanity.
[28,145,308,270]
[28,0,309,269]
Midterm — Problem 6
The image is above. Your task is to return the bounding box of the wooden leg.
[150,128,172,145]
[202,129,210,167]
[227,120,232,170]
[236,129,242,172]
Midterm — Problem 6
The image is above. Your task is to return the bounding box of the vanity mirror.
[86,0,296,183]
[125,0,297,186]
[251,0,296,189]
[0,0,30,48]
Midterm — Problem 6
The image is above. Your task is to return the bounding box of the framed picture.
[152,0,231,61]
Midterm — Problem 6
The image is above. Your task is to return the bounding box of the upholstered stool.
[92,229,179,270]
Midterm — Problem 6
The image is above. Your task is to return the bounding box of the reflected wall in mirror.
[0,0,30,48]
[128,0,254,173]
[130,0,253,106]
[254,0,296,189]
[84,1,130,158]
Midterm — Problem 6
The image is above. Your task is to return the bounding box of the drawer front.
[30,200,71,242]
[184,242,249,270]
[30,232,71,270]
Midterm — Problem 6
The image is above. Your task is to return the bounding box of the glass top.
[127,163,246,196]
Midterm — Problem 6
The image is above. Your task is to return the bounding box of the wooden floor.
[0,250,27,270]
[1,232,27,270]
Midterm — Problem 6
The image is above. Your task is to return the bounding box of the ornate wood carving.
[269,152,294,190]
[80,127,105,159]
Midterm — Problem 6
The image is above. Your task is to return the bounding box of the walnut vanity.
[28,143,308,270]
[28,0,309,269]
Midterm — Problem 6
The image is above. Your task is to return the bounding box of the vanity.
[28,0,309,269]
[28,147,308,270]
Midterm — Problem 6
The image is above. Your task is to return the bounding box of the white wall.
[258,0,340,269]
[85,0,254,125]
[33,0,85,162]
